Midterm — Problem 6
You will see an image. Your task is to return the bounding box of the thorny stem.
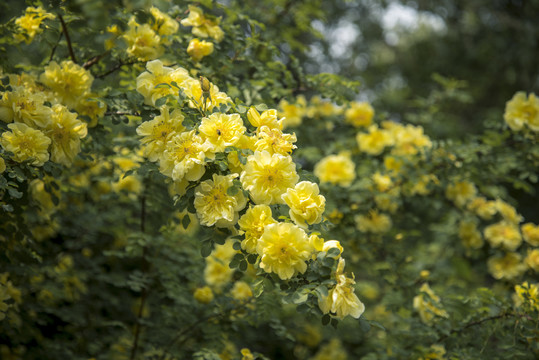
[58,14,77,63]
[83,51,110,69]
[49,30,63,62]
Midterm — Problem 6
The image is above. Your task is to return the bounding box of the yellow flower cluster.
[314,152,356,187]
[134,61,363,319]
[413,283,449,324]
[187,38,214,62]
[504,92,539,132]
[181,5,224,42]
[357,121,432,156]
[514,282,539,311]
[14,6,55,44]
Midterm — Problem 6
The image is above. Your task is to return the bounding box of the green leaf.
[181,214,191,229]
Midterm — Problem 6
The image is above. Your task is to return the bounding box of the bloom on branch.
[237,205,277,254]
[187,38,214,61]
[199,113,245,155]
[0,122,50,166]
[345,101,374,128]
[240,151,299,205]
[282,181,325,228]
[314,153,356,187]
[256,222,312,280]
[181,5,224,42]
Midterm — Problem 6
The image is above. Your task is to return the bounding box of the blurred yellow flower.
[504,91,539,132]
[413,283,449,324]
[187,38,214,61]
[445,180,477,207]
[40,60,94,108]
[193,286,214,304]
[123,17,164,61]
[136,60,191,106]
[314,153,356,187]
[487,252,527,280]
[44,104,87,166]
[521,223,539,246]
[484,221,522,251]
[525,249,539,272]
[356,210,392,234]
[14,6,55,44]
[357,125,393,155]
[181,5,224,42]
[1,122,50,166]
[345,101,374,127]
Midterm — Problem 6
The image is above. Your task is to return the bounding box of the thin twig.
[438,312,519,342]
[96,60,138,79]
[49,30,64,62]
[83,51,110,69]
[58,14,77,63]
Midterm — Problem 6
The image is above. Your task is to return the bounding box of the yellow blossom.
[372,172,392,192]
[413,283,449,324]
[318,258,365,319]
[136,106,185,162]
[193,286,214,304]
[227,134,257,174]
[199,113,245,155]
[14,6,55,44]
[136,60,191,106]
[43,104,88,166]
[187,38,214,61]
[181,5,224,42]
[282,181,326,228]
[387,122,432,156]
[310,338,348,360]
[240,348,254,360]
[525,249,539,272]
[240,151,299,205]
[74,96,107,127]
[314,153,356,187]
[159,130,208,182]
[384,155,403,173]
[514,282,539,311]
[237,205,277,254]
[247,108,281,129]
[123,17,164,61]
[504,91,539,132]
[279,96,307,128]
[40,60,94,108]
[445,180,477,207]
[0,122,50,166]
[356,210,392,233]
[204,240,237,291]
[149,7,179,39]
[458,221,483,250]
[521,223,539,246]
[418,344,447,360]
[357,125,393,155]
[494,199,523,224]
[345,101,374,127]
[484,221,522,251]
[487,252,527,280]
[254,126,297,156]
[194,174,247,227]
[0,87,52,127]
[256,222,312,280]
[230,281,253,302]
[467,197,497,220]
[180,77,231,112]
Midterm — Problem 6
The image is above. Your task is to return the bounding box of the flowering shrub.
[0,2,538,360]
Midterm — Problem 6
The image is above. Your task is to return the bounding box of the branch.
[83,51,110,69]
[96,60,139,79]
[438,312,525,342]
[49,30,64,62]
[58,14,77,63]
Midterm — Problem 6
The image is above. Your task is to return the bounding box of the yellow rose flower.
[230,281,253,302]
[487,252,527,280]
[199,112,245,155]
[149,6,179,39]
[254,125,297,156]
[194,174,247,227]
[136,106,185,162]
[318,259,365,319]
[180,77,232,112]
[14,6,55,44]
[187,38,214,61]
[355,210,392,234]
[345,101,374,127]
[193,286,214,304]
[1,122,51,166]
[237,205,277,254]
[504,91,539,132]
[467,197,497,220]
[387,123,432,156]
[159,130,208,182]
[123,17,164,61]
[282,181,325,228]
[278,96,307,128]
[40,60,94,108]
[521,223,539,246]
[0,87,52,127]
[458,221,484,250]
[240,151,299,205]
[525,249,539,272]
[413,283,449,324]
[136,60,191,106]
[43,104,88,166]
[494,199,523,224]
[514,282,539,311]
[357,125,393,155]
[314,153,356,187]
[181,5,224,42]
[256,222,312,280]
[247,108,281,129]
[445,180,477,207]
[484,221,522,251]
